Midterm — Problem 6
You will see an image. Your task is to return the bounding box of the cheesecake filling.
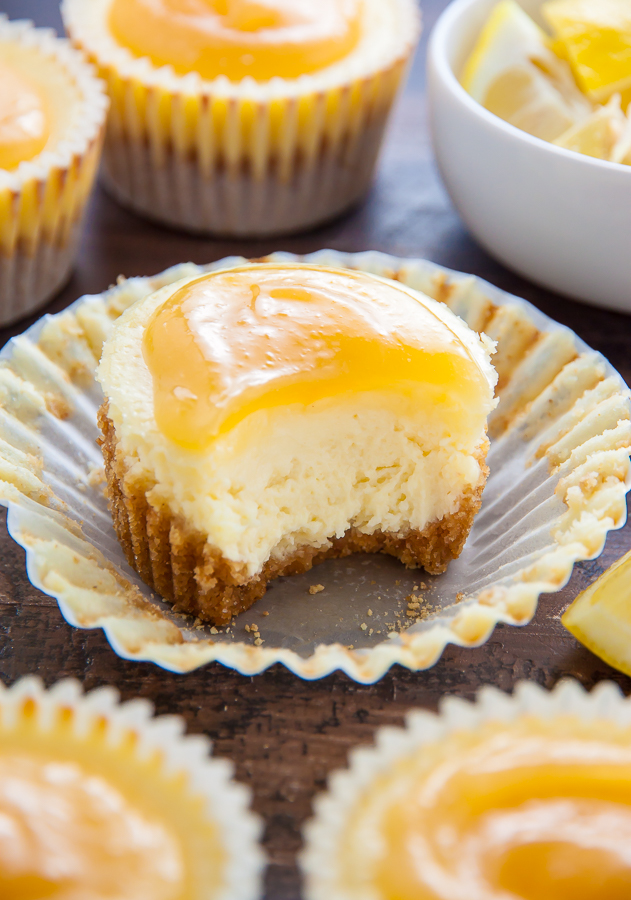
[108,0,363,82]
[350,722,631,900]
[100,265,496,574]
[0,61,49,171]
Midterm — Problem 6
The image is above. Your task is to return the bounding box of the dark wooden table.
[2,1,631,896]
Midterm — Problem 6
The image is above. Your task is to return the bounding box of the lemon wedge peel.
[563,548,631,677]
[462,0,553,96]
[543,0,631,104]
[462,0,592,142]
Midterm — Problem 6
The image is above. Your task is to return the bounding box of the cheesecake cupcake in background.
[0,676,264,899]
[302,679,631,900]
[61,0,420,237]
[0,17,108,327]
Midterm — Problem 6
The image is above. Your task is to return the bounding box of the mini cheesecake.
[0,677,263,899]
[62,0,419,237]
[97,263,497,625]
[302,682,631,900]
[0,17,107,325]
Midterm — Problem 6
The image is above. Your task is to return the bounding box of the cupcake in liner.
[301,678,631,900]
[0,675,265,899]
[0,17,108,327]
[95,261,497,627]
[61,0,420,237]
[0,251,629,681]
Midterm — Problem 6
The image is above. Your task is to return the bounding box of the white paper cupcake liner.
[99,114,394,237]
[0,675,265,900]
[300,677,631,900]
[0,250,629,680]
[0,226,80,324]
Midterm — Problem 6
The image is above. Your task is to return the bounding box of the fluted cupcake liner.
[62,0,419,236]
[0,675,265,900]
[0,251,629,680]
[0,16,108,326]
[300,678,631,900]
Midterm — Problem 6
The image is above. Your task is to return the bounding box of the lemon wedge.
[612,107,631,163]
[462,0,593,141]
[563,548,631,676]
[543,0,631,107]
[554,93,626,158]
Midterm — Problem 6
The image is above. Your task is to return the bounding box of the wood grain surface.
[1,2,631,897]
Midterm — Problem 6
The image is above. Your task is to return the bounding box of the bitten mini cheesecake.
[97,263,497,625]
[61,0,419,237]
[0,17,107,325]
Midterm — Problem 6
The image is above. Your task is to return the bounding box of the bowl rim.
[428,0,631,177]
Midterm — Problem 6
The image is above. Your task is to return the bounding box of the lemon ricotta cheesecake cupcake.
[0,17,108,326]
[96,262,497,626]
[61,0,420,237]
[0,677,264,899]
[302,680,631,900]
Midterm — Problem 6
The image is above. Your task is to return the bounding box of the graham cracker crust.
[98,404,488,626]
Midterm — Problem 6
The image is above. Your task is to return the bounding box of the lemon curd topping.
[142,264,491,452]
[0,702,224,900]
[357,719,631,900]
[0,755,183,900]
[108,0,363,82]
[0,61,49,171]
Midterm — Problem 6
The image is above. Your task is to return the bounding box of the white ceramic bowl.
[427,0,631,313]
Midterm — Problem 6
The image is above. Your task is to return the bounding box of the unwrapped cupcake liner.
[0,250,629,681]
[61,0,419,236]
[300,677,631,900]
[0,675,265,900]
[0,16,108,326]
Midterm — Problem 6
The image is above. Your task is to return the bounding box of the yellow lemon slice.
[563,548,631,676]
[554,93,626,158]
[462,0,592,141]
[612,108,631,164]
[543,0,631,107]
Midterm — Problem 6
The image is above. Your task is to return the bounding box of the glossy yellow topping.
[108,0,363,82]
[0,754,183,900]
[142,264,490,451]
[0,61,49,171]
[369,720,631,900]
[0,700,223,900]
